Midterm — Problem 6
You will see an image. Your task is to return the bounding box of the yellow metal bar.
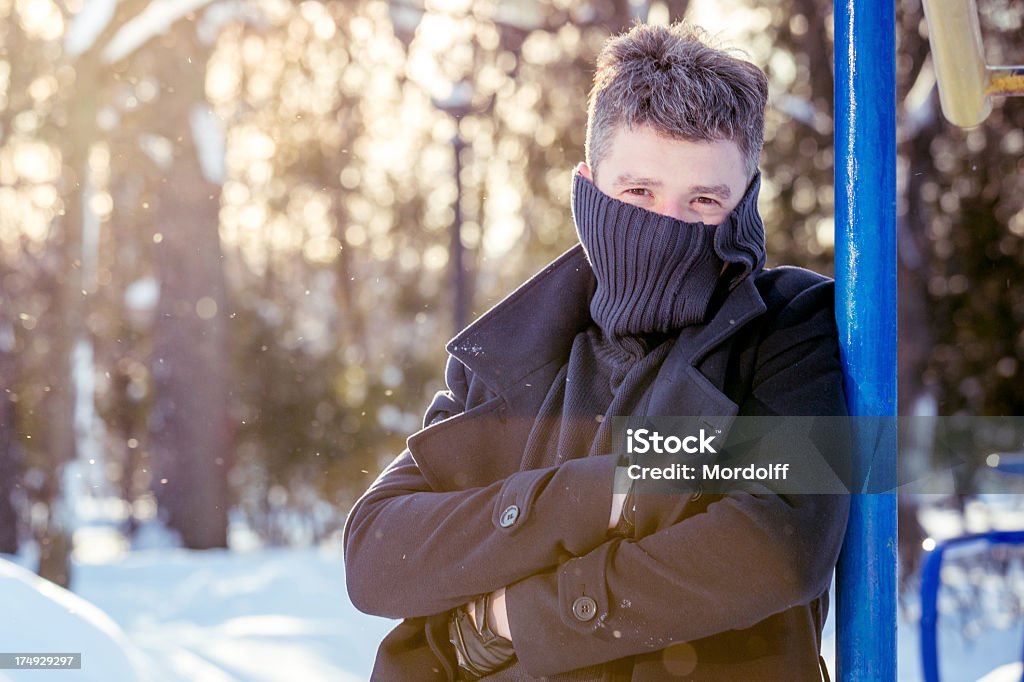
[922,0,1024,126]
[987,66,1024,97]
[921,0,990,127]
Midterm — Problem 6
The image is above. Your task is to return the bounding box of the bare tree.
[144,22,231,549]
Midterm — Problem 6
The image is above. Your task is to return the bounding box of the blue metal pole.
[834,0,898,680]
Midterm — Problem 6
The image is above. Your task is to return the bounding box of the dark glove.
[448,592,516,679]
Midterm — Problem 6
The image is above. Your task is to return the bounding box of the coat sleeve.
[343,355,619,619]
[502,279,852,677]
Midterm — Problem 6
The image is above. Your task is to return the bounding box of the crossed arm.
[468,483,629,640]
[345,443,846,676]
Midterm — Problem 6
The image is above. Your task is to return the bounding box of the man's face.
[579,124,750,226]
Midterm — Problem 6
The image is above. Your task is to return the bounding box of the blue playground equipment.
[834,0,1024,679]
[834,0,898,680]
[920,529,1024,682]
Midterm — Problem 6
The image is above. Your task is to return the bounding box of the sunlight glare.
[16,0,64,41]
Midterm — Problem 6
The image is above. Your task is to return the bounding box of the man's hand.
[609,465,633,530]
[609,492,627,529]
[466,587,512,641]
[488,587,511,640]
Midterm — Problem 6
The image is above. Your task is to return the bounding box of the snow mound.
[979,663,1024,682]
[0,558,151,681]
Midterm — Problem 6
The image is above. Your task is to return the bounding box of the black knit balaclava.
[572,171,766,342]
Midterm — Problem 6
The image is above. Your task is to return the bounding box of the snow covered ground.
[1,544,396,682]
[897,596,1023,682]
[1,502,1022,681]
[72,546,395,682]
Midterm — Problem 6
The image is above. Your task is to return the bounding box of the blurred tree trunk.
[896,0,941,418]
[894,3,943,594]
[663,0,691,19]
[21,0,153,586]
[0,403,18,555]
[148,25,230,549]
[333,196,368,357]
[34,136,94,589]
[0,11,23,557]
[36,213,78,587]
[0,282,18,555]
[898,87,941,417]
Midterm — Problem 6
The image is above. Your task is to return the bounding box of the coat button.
[499,505,520,528]
[572,596,598,622]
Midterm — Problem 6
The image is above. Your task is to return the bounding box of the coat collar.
[445,244,767,396]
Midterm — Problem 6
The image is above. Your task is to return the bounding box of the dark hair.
[586,22,769,179]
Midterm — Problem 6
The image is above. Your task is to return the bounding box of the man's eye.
[625,188,650,197]
[694,196,721,207]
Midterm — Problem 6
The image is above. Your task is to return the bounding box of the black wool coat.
[344,244,851,681]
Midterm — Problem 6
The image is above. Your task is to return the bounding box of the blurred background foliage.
[0,0,1021,587]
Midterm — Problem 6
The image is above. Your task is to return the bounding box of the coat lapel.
[408,247,594,490]
[645,276,767,430]
[445,246,595,395]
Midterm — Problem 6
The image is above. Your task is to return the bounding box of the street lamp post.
[450,132,468,333]
[431,81,475,335]
[388,0,547,336]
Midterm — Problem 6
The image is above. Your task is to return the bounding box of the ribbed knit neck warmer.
[571,171,766,350]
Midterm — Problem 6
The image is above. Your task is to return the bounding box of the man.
[344,22,849,681]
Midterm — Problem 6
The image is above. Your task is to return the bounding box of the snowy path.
[72,547,395,682]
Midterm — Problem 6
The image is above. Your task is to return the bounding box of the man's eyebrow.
[612,174,663,187]
[691,184,732,199]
